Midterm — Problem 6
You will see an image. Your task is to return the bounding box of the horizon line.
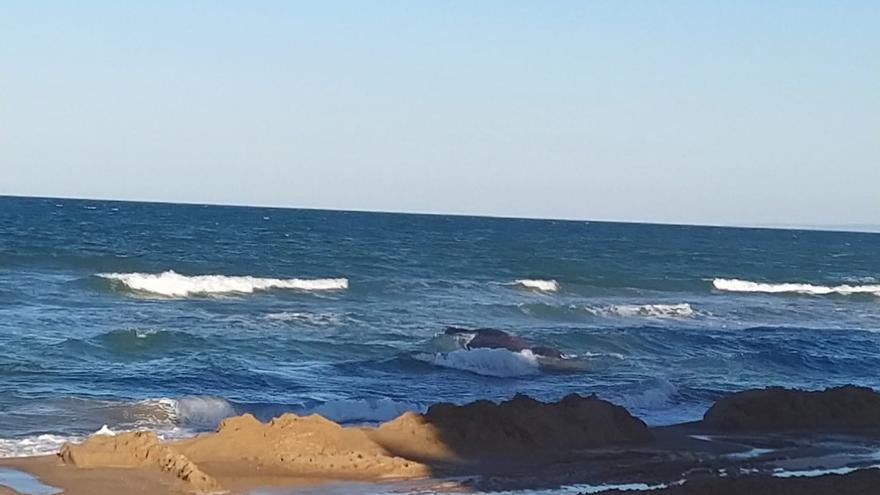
[2,193,878,236]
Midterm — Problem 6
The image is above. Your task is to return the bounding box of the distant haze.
[2,1,878,227]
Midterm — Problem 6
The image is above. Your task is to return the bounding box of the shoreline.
[2,386,880,495]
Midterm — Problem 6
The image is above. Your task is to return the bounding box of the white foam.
[313,398,421,423]
[586,303,696,319]
[0,434,79,458]
[772,464,880,478]
[713,278,880,297]
[91,425,116,437]
[514,279,560,292]
[447,480,683,495]
[251,479,683,495]
[415,348,541,377]
[572,481,683,494]
[98,270,349,297]
[725,447,774,460]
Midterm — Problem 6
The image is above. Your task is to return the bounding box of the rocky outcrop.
[702,385,880,431]
[372,393,650,461]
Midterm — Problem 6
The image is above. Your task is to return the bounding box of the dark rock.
[703,385,880,431]
[422,393,651,455]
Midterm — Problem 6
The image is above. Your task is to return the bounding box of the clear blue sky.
[2,1,878,227]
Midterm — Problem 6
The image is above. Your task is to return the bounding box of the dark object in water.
[444,327,565,359]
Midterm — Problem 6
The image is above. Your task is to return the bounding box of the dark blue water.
[2,195,879,455]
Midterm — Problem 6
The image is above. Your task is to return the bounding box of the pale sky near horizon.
[2,1,878,227]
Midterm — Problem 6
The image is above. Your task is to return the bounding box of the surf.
[513,279,560,292]
[713,278,880,297]
[96,270,349,297]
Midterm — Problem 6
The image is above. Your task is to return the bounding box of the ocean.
[1,195,879,456]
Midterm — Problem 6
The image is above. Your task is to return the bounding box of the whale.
[442,327,566,359]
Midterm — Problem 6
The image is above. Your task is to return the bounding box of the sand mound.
[174,413,429,480]
[703,385,880,431]
[372,393,650,461]
[59,431,222,493]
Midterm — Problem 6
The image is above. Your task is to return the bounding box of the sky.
[1,1,878,227]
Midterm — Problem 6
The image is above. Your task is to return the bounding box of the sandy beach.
[2,386,879,495]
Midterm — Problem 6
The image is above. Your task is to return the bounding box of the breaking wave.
[713,278,880,297]
[0,395,236,458]
[97,270,349,297]
[414,348,541,377]
[151,396,238,428]
[513,279,560,292]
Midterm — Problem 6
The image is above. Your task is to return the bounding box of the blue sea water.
[1,195,879,455]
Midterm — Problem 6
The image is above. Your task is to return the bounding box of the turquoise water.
[1,195,879,455]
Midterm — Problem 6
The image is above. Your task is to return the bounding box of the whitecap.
[415,348,541,377]
[513,279,560,292]
[97,270,349,297]
[712,278,880,297]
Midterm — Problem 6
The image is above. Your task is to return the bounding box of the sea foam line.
[713,278,880,297]
[97,270,349,297]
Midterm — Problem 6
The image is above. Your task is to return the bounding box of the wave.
[97,270,349,297]
[91,328,206,353]
[266,312,345,326]
[312,398,421,423]
[584,303,697,319]
[414,348,540,377]
[151,396,238,429]
[0,396,236,458]
[0,433,78,458]
[513,279,559,292]
[622,378,680,411]
[68,395,235,431]
[713,278,880,297]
